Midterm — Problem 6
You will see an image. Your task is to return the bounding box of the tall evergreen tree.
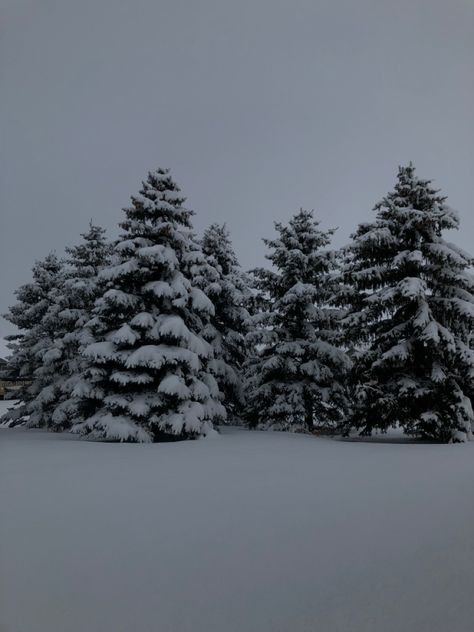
[245,209,351,431]
[71,168,226,442]
[1,253,65,426]
[340,164,474,442]
[196,223,252,420]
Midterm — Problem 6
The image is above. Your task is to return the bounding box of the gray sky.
[1,0,473,354]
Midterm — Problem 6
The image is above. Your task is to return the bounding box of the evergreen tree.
[340,164,474,442]
[1,253,65,426]
[245,209,351,431]
[38,224,112,430]
[196,223,252,420]
[72,168,226,442]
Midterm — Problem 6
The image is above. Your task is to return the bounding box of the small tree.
[245,209,351,431]
[41,224,113,430]
[1,253,65,426]
[341,163,474,442]
[196,223,252,420]
[72,168,226,442]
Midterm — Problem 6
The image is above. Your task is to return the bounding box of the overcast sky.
[1,0,473,354]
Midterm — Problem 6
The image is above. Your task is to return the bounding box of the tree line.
[2,163,473,443]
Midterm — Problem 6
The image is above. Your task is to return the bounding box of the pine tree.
[245,209,351,431]
[38,224,113,430]
[341,163,474,442]
[71,168,226,442]
[1,253,65,426]
[196,223,252,420]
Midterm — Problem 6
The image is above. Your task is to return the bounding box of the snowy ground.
[1,402,474,632]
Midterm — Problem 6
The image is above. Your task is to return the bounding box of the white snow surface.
[1,400,474,632]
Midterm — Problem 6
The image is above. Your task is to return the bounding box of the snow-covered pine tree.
[35,224,113,430]
[195,223,252,420]
[1,253,65,426]
[71,168,226,442]
[245,209,351,432]
[340,163,474,442]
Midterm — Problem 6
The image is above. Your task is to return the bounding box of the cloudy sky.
[1,0,473,353]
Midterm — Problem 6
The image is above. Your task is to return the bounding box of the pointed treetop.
[66,223,111,269]
[375,162,458,232]
[202,223,240,275]
[263,209,337,284]
[121,168,194,236]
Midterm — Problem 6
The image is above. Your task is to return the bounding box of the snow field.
[1,421,474,632]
